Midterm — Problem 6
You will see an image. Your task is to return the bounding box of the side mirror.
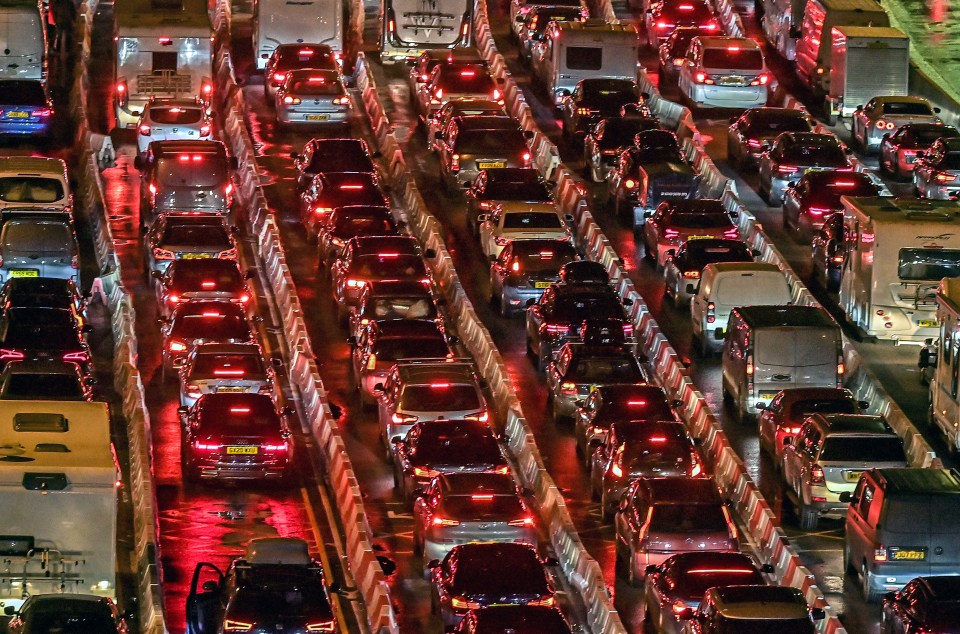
[645,564,659,575]
[728,116,737,124]
[761,142,771,152]
[282,405,296,417]
[346,336,357,346]
[81,324,93,333]
[435,297,447,306]
[448,335,461,345]
[463,180,473,188]
[782,436,793,446]
[329,581,343,594]
[272,357,284,368]
[373,382,384,393]
[515,14,525,22]
[855,105,863,112]
[844,146,854,155]
[133,156,144,170]
[935,107,942,114]
[372,150,382,158]
[685,283,696,294]
[435,132,445,141]
[755,402,768,411]
[289,152,301,160]
[3,606,15,616]
[622,298,634,307]
[858,400,870,409]
[84,376,96,386]
[542,556,560,567]
[525,298,536,307]
[497,77,506,85]
[760,563,775,573]
[714,327,725,340]
[151,270,162,279]
[391,435,402,444]
[671,399,683,408]
[201,580,219,592]
[376,555,397,576]
[588,438,604,448]
[564,214,575,224]
[665,249,676,260]
[881,133,890,141]
[643,210,653,218]
[786,181,797,189]
[427,559,441,569]
[245,268,256,279]
[916,151,926,158]
[424,248,437,258]
[177,406,189,418]
[811,608,826,621]
[883,591,896,603]
[751,248,761,257]
[413,486,426,498]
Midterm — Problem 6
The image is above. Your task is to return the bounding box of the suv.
[135,140,238,230]
[435,115,533,190]
[0,156,71,220]
[678,36,770,111]
[782,414,907,530]
[678,585,825,632]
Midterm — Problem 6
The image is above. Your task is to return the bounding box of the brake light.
[434,88,443,99]
[560,381,577,395]
[62,351,88,362]
[194,441,222,451]
[314,206,333,216]
[305,622,336,632]
[413,466,440,478]
[451,596,482,610]
[139,124,151,135]
[723,227,739,239]
[747,139,762,148]
[223,620,252,632]
[694,71,714,85]
[656,20,674,29]
[391,413,417,424]
[273,72,287,84]
[239,293,251,304]
[333,96,350,105]
[831,254,844,263]
[706,301,716,324]
[0,349,24,360]
[545,324,566,334]
[622,322,633,336]
[432,516,460,526]
[648,435,667,443]
[690,460,702,477]
[508,516,536,527]
[71,254,79,269]
[33,108,51,117]
[522,151,532,166]
[450,153,460,171]
[810,464,825,485]
[876,120,896,130]
[576,107,592,116]
[874,546,888,562]
[346,279,366,288]
[167,294,180,304]
[158,36,173,45]
[664,228,680,239]
[199,123,211,136]
[464,410,489,423]
[229,407,250,414]
[750,74,769,86]
[283,96,301,104]
[684,270,700,279]
[785,425,802,434]
[807,206,830,217]
[493,465,510,474]
[169,341,187,353]
[935,172,955,183]
[214,369,245,377]
[746,355,754,377]
[460,70,476,77]
[702,20,719,30]
[263,442,289,452]
[185,384,202,398]
[777,164,799,174]
[116,79,128,105]
[492,88,501,101]
[672,600,689,616]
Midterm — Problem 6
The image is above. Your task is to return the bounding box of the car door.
[590,427,617,486]
[479,207,500,257]
[377,369,397,438]
[185,562,225,634]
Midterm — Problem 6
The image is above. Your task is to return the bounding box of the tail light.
[723,227,739,239]
[703,20,719,30]
[346,279,366,288]
[200,123,211,136]
[71,254,79,269]
[433,88,443,100]
[258,385,273,395]
[62,351,89,362]
[153,248,175,260]
[0,349,24,360]
[492,88,502,101]
[305,622,336,632]
[694,71,715,85]
[169,340,187,353]
[544,324,567,334]
[510,260,520,273]
[610,460,624,478]
[494,235,510,246]
[464,410,489,423]
[332,96,350,105]
[239,293,251,304]
[935,172,955,183]
[431,516,460,526]
[672,600,689,616]
[148,183,157,195]
[167,294,181,305]
[217,249,238,259]
[874,546,888,562]
[684,270,700,279]
[622,322,634,336]
[185,384,202,398]
[413,466,439,478]
[522,151,532,167]
[201,81,213,97]
[283,96,301,105]
[451,596,482,610]
[263,441,289,453]
[576,107,592,116]
[747,139,762,148]
[706,301,716,324]
[777,164,799,175]
[116,79,128,105]
[807,206,830,217]
[33,108,51,117]
[508,516,535,527]
[494,465,510,474]
[314,206,333,216]
[749,74,769,86]
[655,20,674,29]
[450,153,460,171]
[139,124,151,136]
[391,413,418,425]
[746,355,754,391]
[560,381,577,395]
[876,120,896,130]
[690,459,702,477]
[664,228,680,239]
[785,425,802,434]
[831,254,844,263]
[810,464,825,485]
[272,72,287,85]
[194,440,223,452]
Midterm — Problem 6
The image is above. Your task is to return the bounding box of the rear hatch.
[644,503,737,554]
[147,105,204,141]
[753,326,839,402]
[713,271,791,324]
[1,221,74,277]
[817,435,908,494]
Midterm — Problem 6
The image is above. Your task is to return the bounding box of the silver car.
[178,342,277,408]
[852,96,941,154]
[0,219,78,285]
[412,473,537,568]
[545,343,647,422]
[757,132,852,206]
[136,98,213,155]
[489,239,577,318]
[275,69,351,129]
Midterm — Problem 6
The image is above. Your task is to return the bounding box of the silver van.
[0,219,78,285]
[721,305,843,422]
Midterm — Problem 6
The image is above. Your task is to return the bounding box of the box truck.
[825,26,909,124]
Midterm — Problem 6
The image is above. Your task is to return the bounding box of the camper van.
[113,0,214,129]
[529,20,639,106]
[924,278,960,455]
[252,0,343,69]
[380,0,472,62]
[793,0,889,100]
[0,0,46,81]
[0,400,117,611]
[839,197,960,343]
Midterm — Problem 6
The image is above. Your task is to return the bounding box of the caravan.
[0,401,117,611]
[252,0,343,69]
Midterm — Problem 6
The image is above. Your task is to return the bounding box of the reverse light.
[664,228,680,239]
[223,620,253,632]
[451,153,460,171]
[672,600,689,616]
[749,74,769,86]
[332,96,350,105]
[691,460,702,477]
[683,270,700,279]
[560,381,577,395]
[169,341,187,353]
[185,384,202,398]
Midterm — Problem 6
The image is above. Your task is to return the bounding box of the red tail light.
[622,322,634,336]
[62,351,88,363]
[0,349,24,361]
[935,172,955,183]
[239,293,251,304]
[202,81,213,96]
[167,294,180,304]
[522,151,532,166]
[545,324,566,334]
[116,79,128,105]
[450,153,460,171]
[664,228,680,239]
[706,301,716,324]
[283,96,301,105]
[810,464,825,484]
[346,279,366,288]
[777,164,799,175]
[508,516,535,527]
[139,124,151,136]
[492,88,501,101]
[153,248,175,260]
[332,96,350,105]
[610,461,624,478]
[684,270,700,279]
[694,72,714,85]
[807,206,830,217]
[391,412,417,425]
[464,410,489,423]
[560,381,577,395]
[750,74,769,86]
[200,123,211,136]
[33,108,51,117]
[702,20,719,30]
[194,440,222,452]
[747,139,762,148]
[185,384,202,398]
[272,72,287,84]
[263,442,289,452]
[655,20,673,29]
[723,227,739,238]
[169,341,187,353]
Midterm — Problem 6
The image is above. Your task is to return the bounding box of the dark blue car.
[0,80,52,138]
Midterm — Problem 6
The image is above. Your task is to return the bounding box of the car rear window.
[440,493,524,520]
[400,384,480,410]
[781,142,846,164]
[288,72,343,95]
[882,101,933,116]
[702,47,763,71]
[649,503,727,532]
[233,585,330,616]
[0,177,64,203]
[3,323,79,347]
[483,178,551,201]
[662,1,713,20]
[353,254,426,278]
[276,45,336,69]
[568,356,643,383]
[157,157,228,187]
[198,398,277,430]
[191,353,265,376]
[305,142,372,172]
[806,177,877,205]
[579,80,638,108]
[598,397,674,423]
[0,80,45,106]
[375,336,449,362]
[755,328,837,367]
[675,566,764,598]
[366,296,436,320]
[513,243,577,274]
[171,261,243,289]
[502,212,563,229]
[172,313,250,340]
[2,222,73,253]
[439,68,495,93]
[818,435,905,462]
[747,115,811,135]
[150,106,203,125]
[687,244,753,268]
[414,427,501,462]
[160,223,231,247]
[333,215,393,236]
[28,610,116,633]
[553,294,624,320]
[3,373,83,399]
[789,398,856,419]
[453,552,548,594]
[457,130,528,155]
[668,212,732,229]
[909,125,958,145]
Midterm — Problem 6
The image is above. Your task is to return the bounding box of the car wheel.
[499,292,513,318]
[862,561,880,603]
[799,501,819,530]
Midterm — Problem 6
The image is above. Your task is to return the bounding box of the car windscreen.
[668,212,731,229]
[598,398,673,423]
[898,248,960,281]
[365,296,436,320]
[806,178,878,205]
[649,503,727,532]
[160,223,231,247]
[675,566,764,599]
[439,68,495,92]
[353,254,426,278]
[789,398,856,419]
[818,435,905,462]
[440,493,525,521]
[0,177,64,203]
[552,294,624,320]
[375,336,449,362]
[3,373,83,399]
[567,356,643,383]
[940,152,960,170]
[288,73,343,95]
[171,261,243,290]
[716,618,814,634]
[702,47,764,70]
[909,126,958,145]
[157,156,228,187]
[0,80,46,106]
[413,428,501,463]
[882,101,933,116]
[781,142,846,165]
[457,130,528,155]
[172,314,250,340]
[502,212,563,229]
[191,353,265,377]
[150,106,203,124]
[400,384,480,410]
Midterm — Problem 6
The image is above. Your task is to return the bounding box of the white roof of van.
[0,157,68,178]
[697,36,761,50]
[704,262,783,275]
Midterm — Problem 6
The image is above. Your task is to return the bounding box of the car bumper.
[192,462,290,480]
[0,120,51,136]
[502,284,546,310]
[925,184,960,200]
[276,107,350,125]
[691,85,767,109]
[552,390,583,417]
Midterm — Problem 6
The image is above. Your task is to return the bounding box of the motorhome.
[924,277,960,455]
[0,0,46,81]
[113,0,214,129]
[252,0,343,69]
[839,197,960,343]
[0,400,117,611]
[380,0,472,63]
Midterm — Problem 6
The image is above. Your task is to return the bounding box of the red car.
[781,170,879,240]
[756,388,867,463]
[642,199,739,268]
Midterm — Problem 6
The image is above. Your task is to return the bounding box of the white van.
[0,156,71,220]
[0,0,46,81]
[529,19,638,106]
[691,262,791,356]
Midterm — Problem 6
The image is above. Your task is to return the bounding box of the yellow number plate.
[918,320,938,328]
[181,253,212,259]
[890,548,926,561]
[478,161,506,169]
[306,114,329,121]
[226,446,258,455]
[534,281,552,288]
[216,387,245,393]
[844,470,864,482]
[759,392,779,401]
[9,269,38,277]
[6,112,28,119]
[687,235,711,240]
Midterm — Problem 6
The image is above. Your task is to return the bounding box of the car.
[427,98,505,150]
[178,393,293,482]
[478,206,573,260]
[264,43,338,101]
[152,258,251,319]
[6,595,128,634]
[558,260,610,285]
[645,0,719,47]
[348,279,442,339]
[517,6,584,61]
[489,239,578,318]
[590,420,702,518]
[317,205,397,266]
[781,414,908,530]
[161,300,254,376]
[0,156,72,219]
[409,48,485,97]
[525,282,634,371]
[0,306,91,373]
[185,538,337,634]
[290,137,378,192]
[615,477,739,586]
[810,212,845,292]
[912,136,960,199]
[0,360,93,401]
[330,235,430,318]
[757,132,853,205]
[852,95,941,154]
[677,585,825,632]
[662,238,755,307]
[879,123,960,179]
[782,170,880,240]
[545,343,647,422]
[136,98,213,155]
[451,605,573,633]
[416,62,501,120]
[605,129,700,228]
[0,219,79,286]
[757,388,867,465]
[0,277,86,325]
[657,26,716,87]
[642,552,772,634]
[881,575,960,634]
[275,69,351,129]
[465,168,553,237]
[375,360,488,458]
[642,199,739,268]
[298,171,388,237]
[428,542,555,628]
[350,319,455,406]
[178,342,277,408]
[435,115,533,190]
[143,213,236,277]
[0,79,53,140]
[392,419,509,501]
[413,472,537,565]
[726,107,814,168]
[582,115,660,183]
[560,78,647,142]
[574,383,680,464]
[509,0,588,37]
[677,36,769,111]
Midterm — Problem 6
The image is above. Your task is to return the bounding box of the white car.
[275,69,351,129]
[678,36,769,110]
[136,98,212,155]
[477,205,573,260]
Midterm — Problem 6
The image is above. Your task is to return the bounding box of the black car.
[7,595,128,634]
[811,212,845,292]
[186,538,337,634]
[0,360,94,400]
[561,78,647,143]
[298,171,389,237]
[727,107,814,168]
[662,238,755,306]
[452,605,573,633]
[0,307,91,372]
[582,116,661,183]
[464,168,554,236]
[881,575,960,634]
[290,137,379,192]
[0,276,86,327]
[317,204,398,266]
[558,260,610,285]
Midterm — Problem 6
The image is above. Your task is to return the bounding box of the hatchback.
[317,205,397,267]
[136,98,212,155]
[782,170,879,239]
[478,207,573,260]
[560,78,645,141]
[144,213,236,276]
[178,342,276,408]
[290,137,378,193]
[299,171,387,237]
[0,220,78,285]
[465,168,553,236]
[331,235,429,317]
[436,116,533,190]
[758,132,852,205]
[852,96,941,154]
[0,79,53,139]
[490,239,577,317]
[545,343,647,422]
[426,98,506,150]
[275,69,351,129]
[264,43,338,101]
[416,62,501,120]
[582,116,660,183]
[161,300,253,375]
[0,277,85,323]
[727,107,813,168]
[643,199,739,268]
[645,0,719,47]
[0,307,91,372]
[152,258,251,319]
[880,123,959,179]
[757,387,866,464]
[678,585,824,632]
[678,37,769,110]
[913,136,960,200]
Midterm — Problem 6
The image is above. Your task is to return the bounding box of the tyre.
[862,561,881,603]
[499,292,512,318]
[627,548,643,587]
[799,502,819,530]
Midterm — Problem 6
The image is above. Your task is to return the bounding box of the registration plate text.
[889,548,926,561]
[9,269,38,277]
[216,387,245,393]
[306,114,329,121]
[478,161,505,169]
[918,320,938,328]
[534,281,552,288]
[226,446,258,455]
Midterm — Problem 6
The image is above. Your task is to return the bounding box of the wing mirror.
[525,298,536,307]
[564,214,575,224]
[623,298,633,306]
[839,491,857,503]
[935,107,942,114]
[782,436,793,446]
[424,248,437,258]
[346,336,357,346]
[645,564,659,575]
[477,214,488,223]
[133,156,144,170]
[542,556,560,567]
[201,580,219,592]
[427,559,441,569]
[150,270,163,280]
[3,606,15,616]
[391,435,402,444]
[523,130,535,139]
[760,563,775,573]
[230,157,240,170]
[858,400,871,409]
[373,382,385,393]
